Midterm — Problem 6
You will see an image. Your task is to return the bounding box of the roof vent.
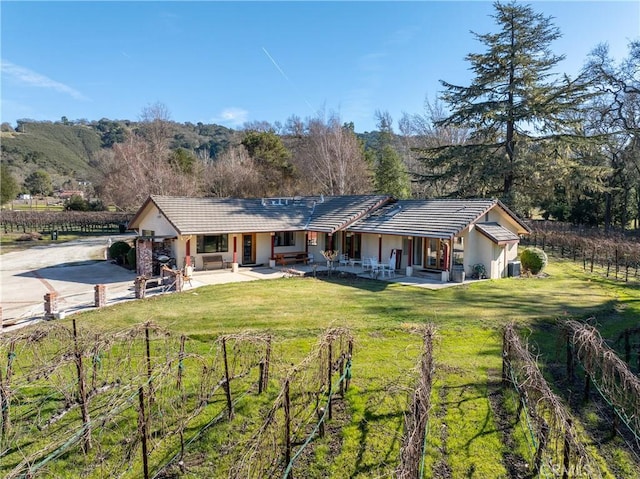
[386,205,402,217]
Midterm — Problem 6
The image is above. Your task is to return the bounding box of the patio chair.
[384,257,396,277]
[339,254,349,267]
[362,257,372,271]
[369,258,380,277]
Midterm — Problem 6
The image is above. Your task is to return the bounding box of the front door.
[345,233,362,259]
[243,234,255,264]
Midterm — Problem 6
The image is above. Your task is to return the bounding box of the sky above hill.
[1,1,639,133]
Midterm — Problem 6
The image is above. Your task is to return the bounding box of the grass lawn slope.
[1,257,639,478]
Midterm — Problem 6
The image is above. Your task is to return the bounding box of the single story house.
[127,194,530,281]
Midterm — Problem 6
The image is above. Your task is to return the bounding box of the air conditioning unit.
[508,261,521,277]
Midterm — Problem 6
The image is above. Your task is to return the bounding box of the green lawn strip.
[330,329,422,478]
[436,326,507,478]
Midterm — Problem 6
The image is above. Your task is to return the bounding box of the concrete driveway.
[0,235,290,331]
[1,234,139,330]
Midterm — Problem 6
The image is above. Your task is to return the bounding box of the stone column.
[94,284,106,308]
[44,292,58,320]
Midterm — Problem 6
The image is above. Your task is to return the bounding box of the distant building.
[59,190,85,200]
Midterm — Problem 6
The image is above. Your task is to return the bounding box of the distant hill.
[1,122,103,181]
[0,120,240,188]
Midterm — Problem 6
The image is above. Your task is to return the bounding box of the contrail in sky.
[262,47,314,112]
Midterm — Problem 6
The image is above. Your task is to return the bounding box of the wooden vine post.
[138,387,150,479]
[562,419,571,479]
[327,341,333,420]
[532,421,549,476]
[144,322,155,406]
[284,379,292,478]
[502,327,509,385]
[222,337,234,419]
[566,333,574,380]
[261,337,271,393]
[1,339,16,444]
[345,339,353,392]
[177,335,185,390]
[73,319,91,453]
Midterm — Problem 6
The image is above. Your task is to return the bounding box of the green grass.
[2,257,640,478]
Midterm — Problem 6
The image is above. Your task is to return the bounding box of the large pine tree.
[418,1,586,209]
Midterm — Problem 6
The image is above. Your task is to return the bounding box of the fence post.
[222,337,234,419]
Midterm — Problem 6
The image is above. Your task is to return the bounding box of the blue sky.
[2,1,639,133]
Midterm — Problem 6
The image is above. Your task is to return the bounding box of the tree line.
[2,1,638,231]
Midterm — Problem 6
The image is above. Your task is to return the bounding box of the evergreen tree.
[241,130,294,195]
[418,1,586,209]
[373,111,410,198]
[1,164,19,205]
[24,170,53,196]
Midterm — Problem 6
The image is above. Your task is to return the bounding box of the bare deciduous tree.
[203,145,262,197]
[301,112,372,195]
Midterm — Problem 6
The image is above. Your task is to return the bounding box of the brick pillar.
[94,284,106,308]
[44,292,58,320]
[135,276,147,299]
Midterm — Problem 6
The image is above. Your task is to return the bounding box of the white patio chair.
[384,258,396,277]
[369,258,380,277]
[339,254,349,267]
[362,257,372,271]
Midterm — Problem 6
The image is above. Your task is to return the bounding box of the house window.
[197,234,228,253]
[274,231,295,247]
[453,237,464,265]
[307,231,318,246]
[141,229,154,237]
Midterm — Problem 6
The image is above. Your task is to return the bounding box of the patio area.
[266,261,469,290]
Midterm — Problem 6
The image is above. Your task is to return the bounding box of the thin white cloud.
[1,60,88,101]
[212,107,249,127]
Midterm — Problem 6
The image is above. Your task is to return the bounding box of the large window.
[274,231,295,247]
[197,234,228,253]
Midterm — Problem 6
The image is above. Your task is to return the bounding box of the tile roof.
[135,195,390,235]
[305,195,391,233]
[347,198,506,239]
[474,222,521,244]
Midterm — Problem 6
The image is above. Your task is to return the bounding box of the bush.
[126,247,136,267]
[109,241,131,263]
[520,247,548,275]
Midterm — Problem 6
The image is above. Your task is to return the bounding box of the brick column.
[94,284,106,308]
[44,292,58,320]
